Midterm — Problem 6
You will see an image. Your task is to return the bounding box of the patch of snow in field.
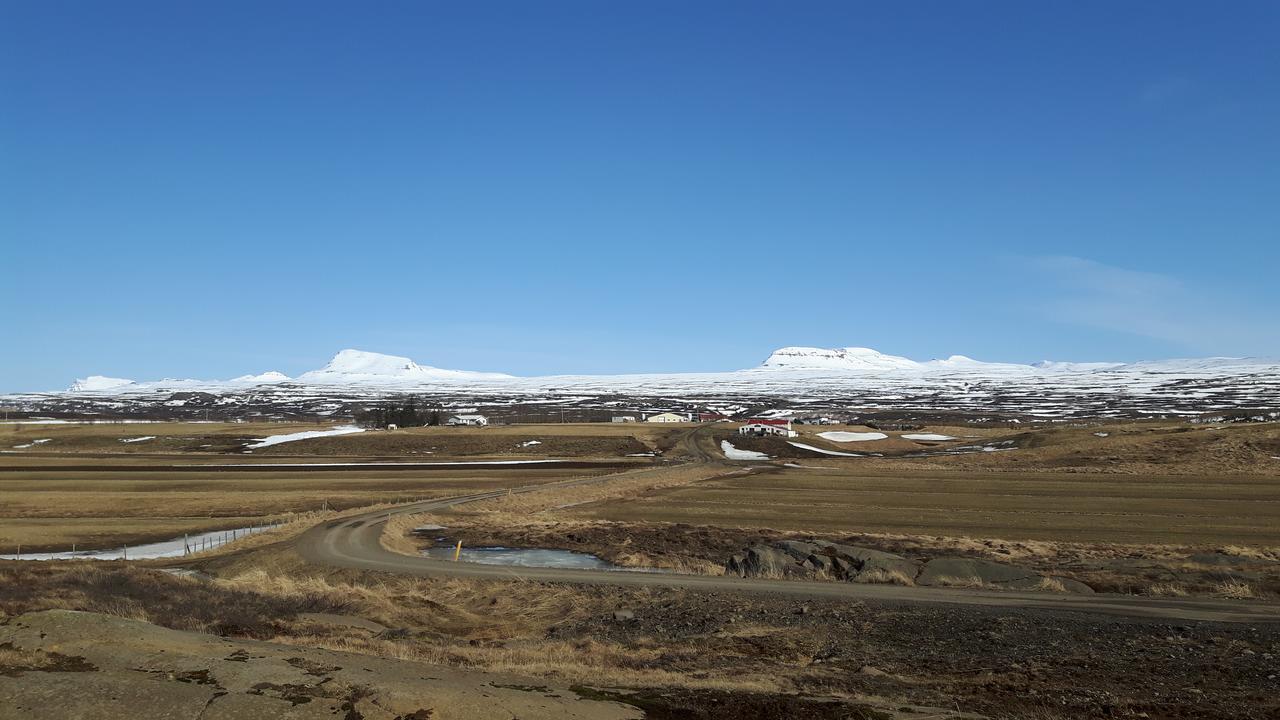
[788,442,863,457]
[817,431,888,442]
[244,425,365,449]
[0,419,162,425]
[12,438,51,449]
[120,436,156,443]
[1093,432,1110,437]
[783,463,837,469]
[175,459,570,467]
[901,433,957,441]
[520,440,542,447]
[0,523,279,561]
[721,440,770,460]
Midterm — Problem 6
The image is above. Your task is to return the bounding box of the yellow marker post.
[453,540,462,561]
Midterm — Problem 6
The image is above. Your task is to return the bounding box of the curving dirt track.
[293,461,1280,625]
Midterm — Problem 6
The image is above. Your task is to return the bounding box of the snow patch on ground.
[901,433,958,441]
[244,425,365,449]
[12,438,51,449]
[120,436,156,443]
[721,440,770,460]
[788,442,864,457]
[1093,432,1110,437]
[520,440,542,447]
[818,431,888,442]
[0,523,279,561]
[176,459,568,467]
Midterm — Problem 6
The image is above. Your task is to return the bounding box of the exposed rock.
[917,557,1040,587]
[776,540,824,560]
[612,609,636,621]
[726,545,798,578]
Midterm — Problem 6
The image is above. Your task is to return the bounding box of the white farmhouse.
[737,422,797,438]
[447,414,489,427]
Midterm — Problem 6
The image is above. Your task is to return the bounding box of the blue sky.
[3,1,1278,391]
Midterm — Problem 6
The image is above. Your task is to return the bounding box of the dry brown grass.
[1145,583,1190,597]
[1033,577,1068,593]
[270,633,787,693]
[1213,580,1257,599]
[852,567,916,586]
[927,575,988,590]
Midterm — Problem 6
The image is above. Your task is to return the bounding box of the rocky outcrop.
[726,541,1094,594]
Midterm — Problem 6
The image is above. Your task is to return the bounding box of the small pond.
[424,545,620,570]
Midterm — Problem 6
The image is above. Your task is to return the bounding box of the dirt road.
[294,479,1280,624]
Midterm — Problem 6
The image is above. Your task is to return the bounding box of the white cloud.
[1026,256,1277,356]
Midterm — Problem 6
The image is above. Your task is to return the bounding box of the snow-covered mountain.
[11,346,1277,421]
[296,349,513,385]
[230,371,291,384]
[760,347,922,372]
[68,376,136,392]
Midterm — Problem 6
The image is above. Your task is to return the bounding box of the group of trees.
[353,399,442,428]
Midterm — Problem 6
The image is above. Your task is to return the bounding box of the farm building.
[447,414,488,427]
[644,412,688,423]
[737,418,796,437]
[738,422,797,438]
[794,416,838,425]
[698,412,730,422]
[611,416,639,423]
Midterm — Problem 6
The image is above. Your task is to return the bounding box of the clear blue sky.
[3,1,1278,391]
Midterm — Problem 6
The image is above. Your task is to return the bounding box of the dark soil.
[571,685,892,719]
[560,588,1280,720]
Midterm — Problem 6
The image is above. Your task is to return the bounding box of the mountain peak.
[231,370,291,383]
[760,346,921,371]
[69,375,136,392]
[323,349,426,375]
[296,349,515,384]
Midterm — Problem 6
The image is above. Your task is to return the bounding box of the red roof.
[743,418,790,427]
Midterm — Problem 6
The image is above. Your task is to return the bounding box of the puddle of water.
[423,544,671,573]
[425,545,618,570]
[0,523,280,561]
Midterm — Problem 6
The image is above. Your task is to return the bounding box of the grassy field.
[0,420,683,458]
[0,420,665,552]
[562,465,1280,546]
[0,463,631,552]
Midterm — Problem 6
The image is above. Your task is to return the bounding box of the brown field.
[0,421,673,551]
[562,465,1280,546]
[743,420,1280,475]
[0,420,683,459]
[0,460,630,552]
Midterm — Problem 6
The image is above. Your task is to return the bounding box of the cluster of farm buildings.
[442,411,844,437]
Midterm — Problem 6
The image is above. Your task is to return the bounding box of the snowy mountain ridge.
[27,346,1279,421]
[54,346,1280,394]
